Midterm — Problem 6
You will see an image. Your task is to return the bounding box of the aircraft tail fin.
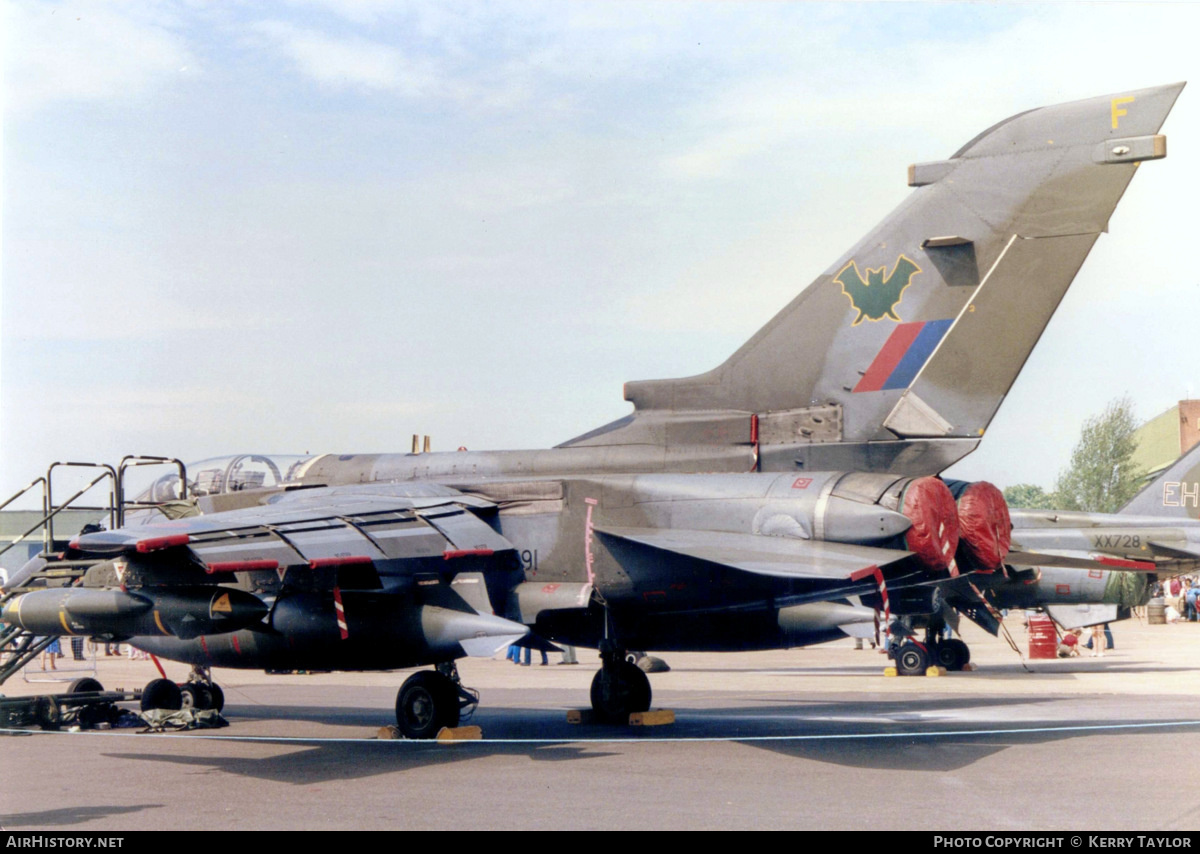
[1120,439,1200,519]
[564,84,1184,476]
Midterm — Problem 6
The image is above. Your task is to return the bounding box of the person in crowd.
[1058,628,1082,657]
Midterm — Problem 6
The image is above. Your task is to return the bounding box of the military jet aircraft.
[863,443,1200,672]
[975,441,1200,627]
[2,83,1184,737]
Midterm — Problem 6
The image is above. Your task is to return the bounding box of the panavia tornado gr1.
[2,84,1184,737]
[961,441,1200,636]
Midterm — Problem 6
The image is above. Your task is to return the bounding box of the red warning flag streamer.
[149,653,167,680]
[967,580,1031,672]
[851,564,890,646]
[333,586,349,640]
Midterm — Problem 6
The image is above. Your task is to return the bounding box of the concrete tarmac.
[4,617,1200,830]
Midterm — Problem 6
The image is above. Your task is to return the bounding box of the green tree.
[1003,483,1052,509]
[1051,397,1145,513]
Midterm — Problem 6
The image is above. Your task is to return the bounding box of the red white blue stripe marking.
[854,319,953,393]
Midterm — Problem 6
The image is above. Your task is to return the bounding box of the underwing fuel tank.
[1,586,269,640]
[134,593,531,670]
[267,593,527,659]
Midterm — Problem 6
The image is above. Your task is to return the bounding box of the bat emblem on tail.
[835,255,921,325]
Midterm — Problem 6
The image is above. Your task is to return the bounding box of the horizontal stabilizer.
[1006,550,1155,571]
[1047,604,1119,629]
[1147,540,1200,561]
[596,526,910,580]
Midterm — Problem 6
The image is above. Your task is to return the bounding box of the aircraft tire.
[180,682,212,711]
[396,670,460,739]
[935,639,970,671]
[590,660,652,722]
[208,683,225,712]
[895,642,930,676]
[69,677,104,694]
[141,678,183,712]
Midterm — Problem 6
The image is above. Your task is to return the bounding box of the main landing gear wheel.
[68,677,103,694]
[395,670,460,739]
[180,682,213,711]
[184,667,225,712]
[68,678,113,728]
[895,642,931,676]
[208,683,225,712]
[590,660,652,722]
[140,678,183,712]
[934,638,970,671]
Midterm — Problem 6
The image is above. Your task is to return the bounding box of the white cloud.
[279,0,398,27]
[4,0,196,112]
[660,4,1200,181]
[251,20,443,97]
[2,240,271,344]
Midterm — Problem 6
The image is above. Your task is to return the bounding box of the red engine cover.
[956,481,1012,570]
[900,476,960,573]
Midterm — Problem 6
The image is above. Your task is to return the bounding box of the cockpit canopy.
[145,454,316,501]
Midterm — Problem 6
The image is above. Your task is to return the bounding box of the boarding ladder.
[0,456,188,685]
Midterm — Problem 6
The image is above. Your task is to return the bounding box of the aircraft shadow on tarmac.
[94,716,1195,781]
[221,703,399,727]
[224,693,1048,724]
[101,743,617,785]
[205,694,1055,739]
[1023,664,1200,675]
[1,804,163,829]
[87,694,1200,781]
[746,721,1196,772]
[689,661,1200,678]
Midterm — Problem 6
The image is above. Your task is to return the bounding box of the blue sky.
[3,1,1198,500]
